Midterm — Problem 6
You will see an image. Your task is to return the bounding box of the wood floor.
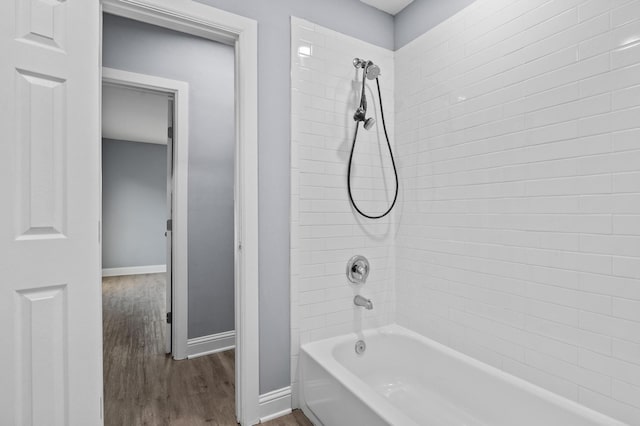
[103,273,312,426]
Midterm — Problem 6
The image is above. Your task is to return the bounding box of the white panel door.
[0,0,103,425]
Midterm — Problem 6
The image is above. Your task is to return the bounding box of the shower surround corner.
[291,0,640,423]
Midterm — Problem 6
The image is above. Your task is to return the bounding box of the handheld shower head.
[364,117,376,130]
[365,61,380,80]
[354,106,375,131]
[354,58,381,80]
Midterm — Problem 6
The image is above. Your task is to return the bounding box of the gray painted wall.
[394,0,477,49]
[102,139,167,269]
[195,0,394,394]
[103,15,236,339]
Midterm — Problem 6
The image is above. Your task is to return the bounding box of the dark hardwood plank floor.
[103,273,312,426]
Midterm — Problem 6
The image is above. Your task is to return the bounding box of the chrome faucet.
[354,295,373,310]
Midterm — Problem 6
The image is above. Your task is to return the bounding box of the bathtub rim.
[300,323,626,426]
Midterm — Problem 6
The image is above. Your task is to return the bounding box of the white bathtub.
[300,325,624,426]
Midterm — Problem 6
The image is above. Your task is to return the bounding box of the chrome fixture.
[353,58,380,80]
[347,255,369,284]
[354,295,373,310]
[348,57,399,219]
[351,58,379,132]
[352,57,364,68]
[365,61,380,80]
[355,340,367,355]
[363,116,376,130]
[353,101,375,130]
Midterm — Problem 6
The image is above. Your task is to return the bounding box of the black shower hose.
[347,77,399,219]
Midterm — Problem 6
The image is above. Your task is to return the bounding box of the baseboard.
[259,386,292,423]
[102,264,167,277]
[187,330,236,358]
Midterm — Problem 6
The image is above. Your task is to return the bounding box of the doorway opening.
[99,1,260,424]
[101,66,190,359]
[101,79,175,353]
[100,12,239,424]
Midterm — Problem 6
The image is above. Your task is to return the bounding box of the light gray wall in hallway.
[102,139,167,270]
[195,0,394,395]
[103,14,236,339]
[394,0,477,49]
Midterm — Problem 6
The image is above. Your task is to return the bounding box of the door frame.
[100,1,260,424]
[102,67,190,360]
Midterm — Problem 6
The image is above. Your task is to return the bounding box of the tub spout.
[354,295,373,310]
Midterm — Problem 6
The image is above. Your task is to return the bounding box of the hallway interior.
[102,274,311,425]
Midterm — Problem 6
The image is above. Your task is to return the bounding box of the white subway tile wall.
[395,0,640,423]
[290,17,395,405]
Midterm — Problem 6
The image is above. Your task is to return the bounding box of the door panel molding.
[16,284,68,426]
[16,0,67,50]
[16,69,67,239]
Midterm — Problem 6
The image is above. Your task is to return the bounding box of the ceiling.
[359,0,415,15]
[102,84,170,145]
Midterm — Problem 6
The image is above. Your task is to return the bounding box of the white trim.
[258,386,292,423]
[100,2,260,424]
[101,67,190,362]
[102,264,166,277]
[187,331,236,358]
[234,14,260,426]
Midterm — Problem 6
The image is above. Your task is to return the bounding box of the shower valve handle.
[346,255,369,285]
[352,263,365,275]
